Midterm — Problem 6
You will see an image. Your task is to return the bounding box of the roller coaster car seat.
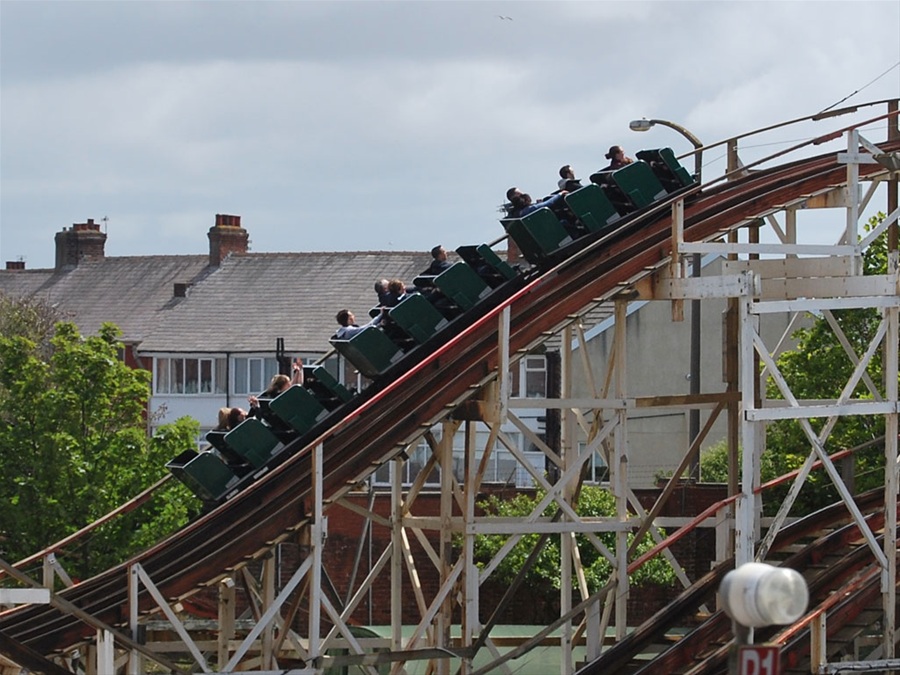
[564,184,622,234]
[432,262,493,311]
[223,418,284,469]
[455,244,519,288]
[407,281,462,321]
[331,326,405,379]
[302,364,353,410]
[635,147,696,192]
[249,396,295,437]
[268,384,329,435]
[205,430,247,466]
[167,449,240,503]
[501,207,573,265]
[589,161,667,214]
[387,293,450,345]
[379,314,418,352]
[412,274,437,289]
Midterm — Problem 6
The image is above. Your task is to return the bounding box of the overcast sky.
[2,1,898,269]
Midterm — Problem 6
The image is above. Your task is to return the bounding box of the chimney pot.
[215,213,241,228]
[5,260,26,271]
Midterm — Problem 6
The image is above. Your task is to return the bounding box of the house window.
[523,355,547,398]
[154,357,226,395]
[508,355,547,398]
[582,443,609,483]
[372,429,542,489]
[233,357,280,395]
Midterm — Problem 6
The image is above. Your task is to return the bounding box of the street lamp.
[629,117,703,180]
[720,562,809,674]
[630,117,704,473]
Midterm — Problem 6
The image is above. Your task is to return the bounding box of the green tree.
[701,212,893,513]
[0,313,197,579]
[472,485,676,592]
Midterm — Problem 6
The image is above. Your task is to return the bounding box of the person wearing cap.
[602,145,634,171]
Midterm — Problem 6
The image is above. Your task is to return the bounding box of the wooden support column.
[128,564,141,675]
[723,295,739,563]
[613,299,629,639]
[308,442,324,664]
[845,129,861,246]
[883,102,897,659]
[499,306,510,421]
[391,452,405,653]
[670,199,685,322]
[883,302,898,660]
[461,420,479,675]
[218,577,236,670]
[559,325,575,675]
[95,629,114,675]
[810,613,827,673]
[261,553,276,669]
[736,294,757,565]
[437,420,455,675]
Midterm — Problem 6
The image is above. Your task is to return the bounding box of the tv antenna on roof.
[101,216,109,232]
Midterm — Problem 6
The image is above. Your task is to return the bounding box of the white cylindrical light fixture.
[720,562,809,628]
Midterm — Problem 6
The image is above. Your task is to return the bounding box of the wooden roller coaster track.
[1,130,898,672]
[575,489,897,674]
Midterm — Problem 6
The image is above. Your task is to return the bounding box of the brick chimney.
[5,260,26,270]
[207,213,249,266]
[55,218,107,270]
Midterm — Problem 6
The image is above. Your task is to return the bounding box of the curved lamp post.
[630,118,704,470]
[629,117,704,180]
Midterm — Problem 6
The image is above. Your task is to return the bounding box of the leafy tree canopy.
[0,299,197,580]
[471,484,676,592]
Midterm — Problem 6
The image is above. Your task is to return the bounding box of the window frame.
[152,355,227,396]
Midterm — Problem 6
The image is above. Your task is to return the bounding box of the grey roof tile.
[0,256,211,342]
[1,251,436,355]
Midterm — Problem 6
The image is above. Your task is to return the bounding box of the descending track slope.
[574,490,897,674]
[1,140,897,660]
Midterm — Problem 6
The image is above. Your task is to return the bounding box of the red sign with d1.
[737,645,780,675]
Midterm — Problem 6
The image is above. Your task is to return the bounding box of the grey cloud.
[2,1,898,267]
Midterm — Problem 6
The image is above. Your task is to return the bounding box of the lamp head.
[629,119,654,132]
[720,562,808,628]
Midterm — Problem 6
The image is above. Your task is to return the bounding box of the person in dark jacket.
[602,145,634,171]
[424,245,452,275]
[504,187,569,219]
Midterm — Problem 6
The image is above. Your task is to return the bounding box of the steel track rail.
[1,141,896,660]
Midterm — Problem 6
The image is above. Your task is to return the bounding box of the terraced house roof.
[0,215,444,355]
